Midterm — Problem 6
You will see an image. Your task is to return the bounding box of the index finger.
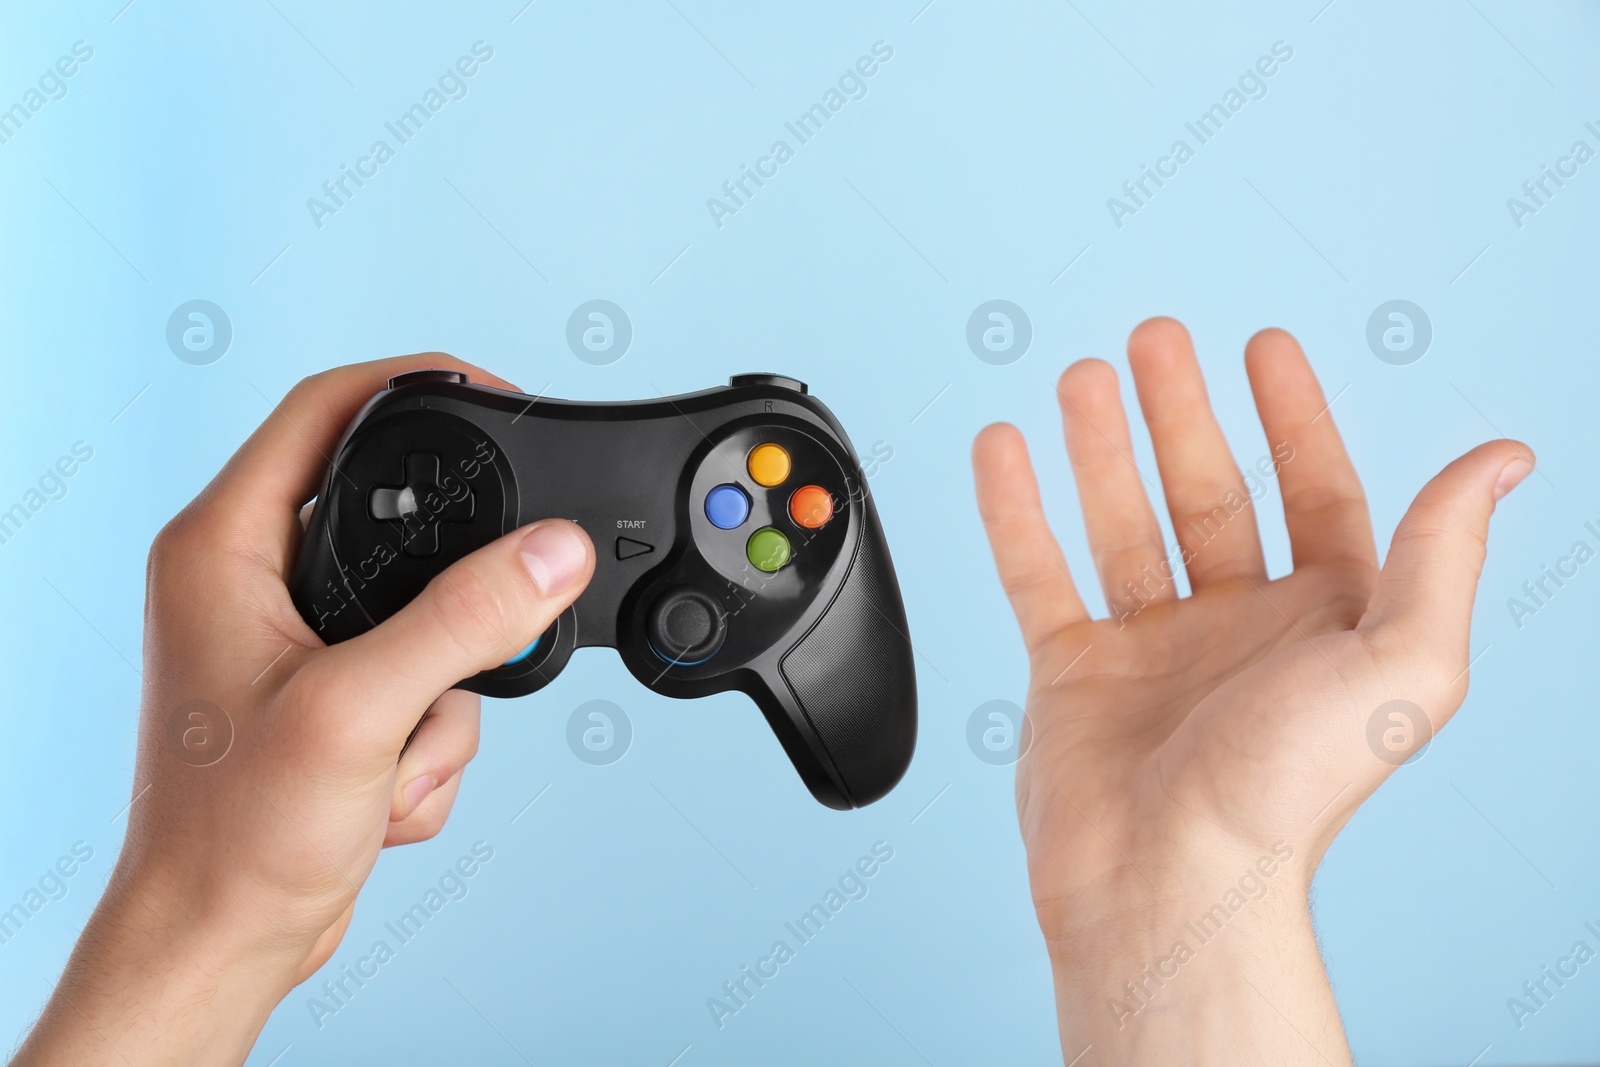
[1243,328,1377,574]
[204,353,518,566]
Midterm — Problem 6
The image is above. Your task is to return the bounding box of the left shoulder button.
[388,369,469,390]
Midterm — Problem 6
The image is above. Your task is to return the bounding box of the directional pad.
[369,486,417,521]
[368,453,476,557]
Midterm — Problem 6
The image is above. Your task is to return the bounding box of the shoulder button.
[728,373,807,394]
[388,369,469,390]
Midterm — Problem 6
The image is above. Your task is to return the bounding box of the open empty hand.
[972,318,1532,1064]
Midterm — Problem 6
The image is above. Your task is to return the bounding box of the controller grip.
[290,524,374,645]
[761,517,917,809]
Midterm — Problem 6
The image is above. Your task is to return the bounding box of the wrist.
[1034,840,1349,1065]
[1044,872,1313,1012]
[15,863,302,1066]
[1041,835,1308,955]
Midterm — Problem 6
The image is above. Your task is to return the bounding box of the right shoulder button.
[728,373,807,393]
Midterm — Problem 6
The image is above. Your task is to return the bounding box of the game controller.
[289,370,917,809]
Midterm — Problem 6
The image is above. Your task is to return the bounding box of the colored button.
[504,634,541,665]
[704,484,751,529]
[788,485,834,529]
[747,443,790,487]
[746,527,792,572]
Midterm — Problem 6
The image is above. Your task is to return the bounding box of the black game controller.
[289,370,917,809]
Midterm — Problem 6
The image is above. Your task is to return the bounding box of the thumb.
[1359,440,1534,672]
[316,519,594,722]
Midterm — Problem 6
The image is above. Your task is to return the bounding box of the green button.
[746,527,792,572]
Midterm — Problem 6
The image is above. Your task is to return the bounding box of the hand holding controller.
[290,370,917,808]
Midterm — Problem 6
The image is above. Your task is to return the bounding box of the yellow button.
[747,443,790,487]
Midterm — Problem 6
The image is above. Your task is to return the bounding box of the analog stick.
[647,588,727,665]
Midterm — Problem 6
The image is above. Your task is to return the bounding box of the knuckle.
[1358,616,1463,706]
[403,802,449,843]
[277,369,356,431]
[294,367,340,398]
[147,506,216,590]
[278,375,325,418]
[999,566,1059,600]
[1281,486,1365,522]
[288,687,383,757]
[150,506,201,560]
[275,663,349,732]
[1395,524,1489,580]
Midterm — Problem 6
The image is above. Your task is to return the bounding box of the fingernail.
[520,522,588,594]
[402,774,437,815]
[1494,457,1534,501]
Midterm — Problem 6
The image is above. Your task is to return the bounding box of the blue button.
[504,635,541,665]
[705,484,750,529]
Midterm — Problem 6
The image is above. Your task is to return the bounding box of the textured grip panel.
[779,523,916,806]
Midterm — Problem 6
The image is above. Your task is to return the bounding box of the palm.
[1023,569,1370,892]
[974,319,1525,926]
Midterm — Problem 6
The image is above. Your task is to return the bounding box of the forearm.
[1042,869,1349,1064]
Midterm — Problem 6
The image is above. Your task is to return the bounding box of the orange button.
[789,485,834,529]
[747,443,790,487]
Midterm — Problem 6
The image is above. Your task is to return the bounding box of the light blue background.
[2,2,1597,1063]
